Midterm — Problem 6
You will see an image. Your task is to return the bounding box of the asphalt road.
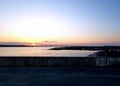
[0,67,120,86]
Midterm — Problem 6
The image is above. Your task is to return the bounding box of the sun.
[32,43,35,46]
[11,15,70,43]
[31,43,36,46]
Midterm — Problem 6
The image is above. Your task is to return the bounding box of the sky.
[0,0,120,45]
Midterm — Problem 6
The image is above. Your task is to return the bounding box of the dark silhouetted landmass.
[0,44,63,47]
[0,45,30,47]
[50,46,120,57]
[50,46,120,50]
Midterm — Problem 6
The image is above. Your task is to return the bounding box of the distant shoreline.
[0,45,56,47]
[0,45,30,47]
[50,46,120,50]
[50,46,120,57]
[0,45,120,48]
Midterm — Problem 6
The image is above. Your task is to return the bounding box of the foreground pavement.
[0,67,120,86]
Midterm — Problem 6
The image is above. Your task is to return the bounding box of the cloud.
[42,41,57,43]
[0,42,23,45]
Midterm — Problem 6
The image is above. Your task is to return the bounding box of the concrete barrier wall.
[0,57,96,67]
[0,57,120,67]
[96,57,120,67]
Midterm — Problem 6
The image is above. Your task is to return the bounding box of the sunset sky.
[0,0,120,45]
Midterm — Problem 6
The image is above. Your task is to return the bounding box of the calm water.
[0,47,96,57]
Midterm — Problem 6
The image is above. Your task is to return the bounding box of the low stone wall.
[0,57,120,67]
[0,57,96,67]
[96,57,120,67]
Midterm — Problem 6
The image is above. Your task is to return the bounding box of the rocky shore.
[88,50,120,57]
[87,51,106,57]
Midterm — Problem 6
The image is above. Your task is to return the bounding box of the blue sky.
[0,0,120,45]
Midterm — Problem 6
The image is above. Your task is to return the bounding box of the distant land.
[0,45,120,49]
[0,45,29,47]
[0,44,62,47]
[50,46,120,57]
[50,46,120,50]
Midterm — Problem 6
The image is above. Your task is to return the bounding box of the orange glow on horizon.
[0,33,120,46]
[31,43,36,46]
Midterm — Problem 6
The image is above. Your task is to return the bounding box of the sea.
[0,47,96,57]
